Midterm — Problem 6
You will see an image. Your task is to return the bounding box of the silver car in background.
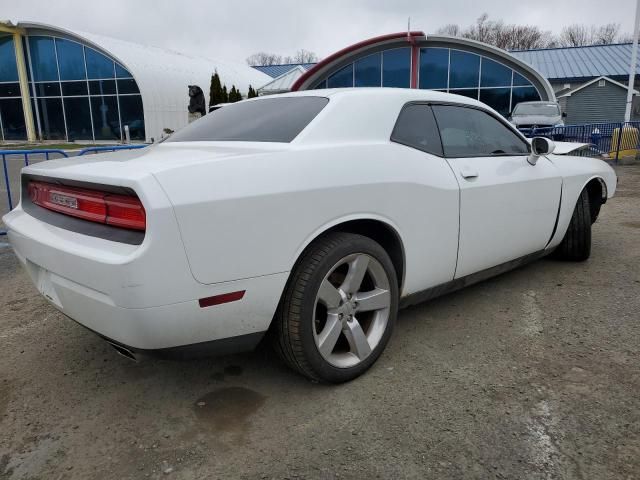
[509,101,566,129]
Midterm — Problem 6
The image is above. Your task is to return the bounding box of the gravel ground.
[1,165,639,480]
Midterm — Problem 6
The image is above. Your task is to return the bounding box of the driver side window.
[432,105,529,158]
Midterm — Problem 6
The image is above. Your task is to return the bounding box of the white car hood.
[512,114,562,126]
[550,142,591,155]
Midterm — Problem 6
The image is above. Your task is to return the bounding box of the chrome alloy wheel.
[313,253,391,368]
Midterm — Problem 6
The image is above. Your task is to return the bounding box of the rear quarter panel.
[153,142,461,296]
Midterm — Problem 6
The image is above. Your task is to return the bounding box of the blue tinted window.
[117,79,140,94]
[312,79,327,89]
[28,36,59,82]
[91,96,120,140]
[0,83,20,97]
[327,64,353,88]
[511,86,540,106]
[61,81,88,96]
[64,97,93,140]
[34,82,61,97]
[36,97,66,140]
[118,95,145,140]
[449,89,478,100]
[354,53,381,87]
[419,48,448,90]
[449,50,479,89]
[480,58,511,87]
[89,79,116,95]
[115,63,133,78]
[0,36,19,82]
[513,72,532,87]
[55,39,86,80]
[383,48,410,88]
[85,48,114,79]
[480,88,511,116]
[0,98,26,140]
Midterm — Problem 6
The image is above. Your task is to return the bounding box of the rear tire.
[554,188,592,261]
[272,232,398,383]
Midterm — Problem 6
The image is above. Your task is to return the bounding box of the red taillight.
[28,181,146,232]
[104,195,146,230]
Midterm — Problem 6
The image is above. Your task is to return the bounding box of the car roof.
[229,87,526,146]
[254,87,487,109]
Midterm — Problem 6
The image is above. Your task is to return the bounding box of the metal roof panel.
[511,43,640,81]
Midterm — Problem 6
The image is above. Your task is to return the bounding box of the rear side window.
[391,104,443,156]
[432,105,529,157]
[167,96,329,143]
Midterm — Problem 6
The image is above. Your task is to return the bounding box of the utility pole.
[625,0,640,122]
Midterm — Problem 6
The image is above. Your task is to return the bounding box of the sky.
[3,0,638,63]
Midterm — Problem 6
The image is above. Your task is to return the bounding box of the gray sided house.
[512,43,640,124]
[557,77,639,125]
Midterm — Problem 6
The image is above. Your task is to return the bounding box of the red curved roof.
[291,31,425,91]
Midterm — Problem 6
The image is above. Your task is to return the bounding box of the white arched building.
[0,21,269,143]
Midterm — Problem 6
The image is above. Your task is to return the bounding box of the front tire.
[273,232,399,383]
[555,188,592,261]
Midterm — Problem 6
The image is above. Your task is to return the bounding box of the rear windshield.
[512,103,560,116]
[167,96,329,143]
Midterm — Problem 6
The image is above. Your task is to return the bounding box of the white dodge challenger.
[3,88,616,382]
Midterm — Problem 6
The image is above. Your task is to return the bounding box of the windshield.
[167,96,329,143]
[512,103,560,116]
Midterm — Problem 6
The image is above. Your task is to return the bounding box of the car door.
[389,103,460,290]
[431,104,562,279]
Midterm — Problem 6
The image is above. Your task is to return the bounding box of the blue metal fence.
[1,144,147,236]
[520,122,640,161]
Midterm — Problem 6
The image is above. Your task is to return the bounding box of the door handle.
[460,167,479,179]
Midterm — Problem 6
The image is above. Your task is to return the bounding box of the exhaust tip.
[107,341,138,362]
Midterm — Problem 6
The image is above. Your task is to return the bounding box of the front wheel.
[272,232,399,383]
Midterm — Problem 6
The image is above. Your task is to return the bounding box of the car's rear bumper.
[89,327,266,361]
[4,205,288,351]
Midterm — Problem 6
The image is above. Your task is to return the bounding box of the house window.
[598,79,606,87]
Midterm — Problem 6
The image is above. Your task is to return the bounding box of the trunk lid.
[21,143,287,185]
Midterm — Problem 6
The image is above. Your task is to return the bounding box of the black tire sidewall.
[556,188,592,261]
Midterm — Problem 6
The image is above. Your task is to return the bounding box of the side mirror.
[528,137,555,165]
[562,112,567,118]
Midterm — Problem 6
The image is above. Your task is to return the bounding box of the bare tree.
[559,23,629,46]
[559,24,591,46]
[292,49,319,63]
[594,23,621,44]
[500,24,556,50]
[437,15,630,50]
[619,32,635,43]
[246,52,283,66]
[442,14,554,50]
[247,49,318,66]
[463,13,494,44]
[436,24,461,37]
